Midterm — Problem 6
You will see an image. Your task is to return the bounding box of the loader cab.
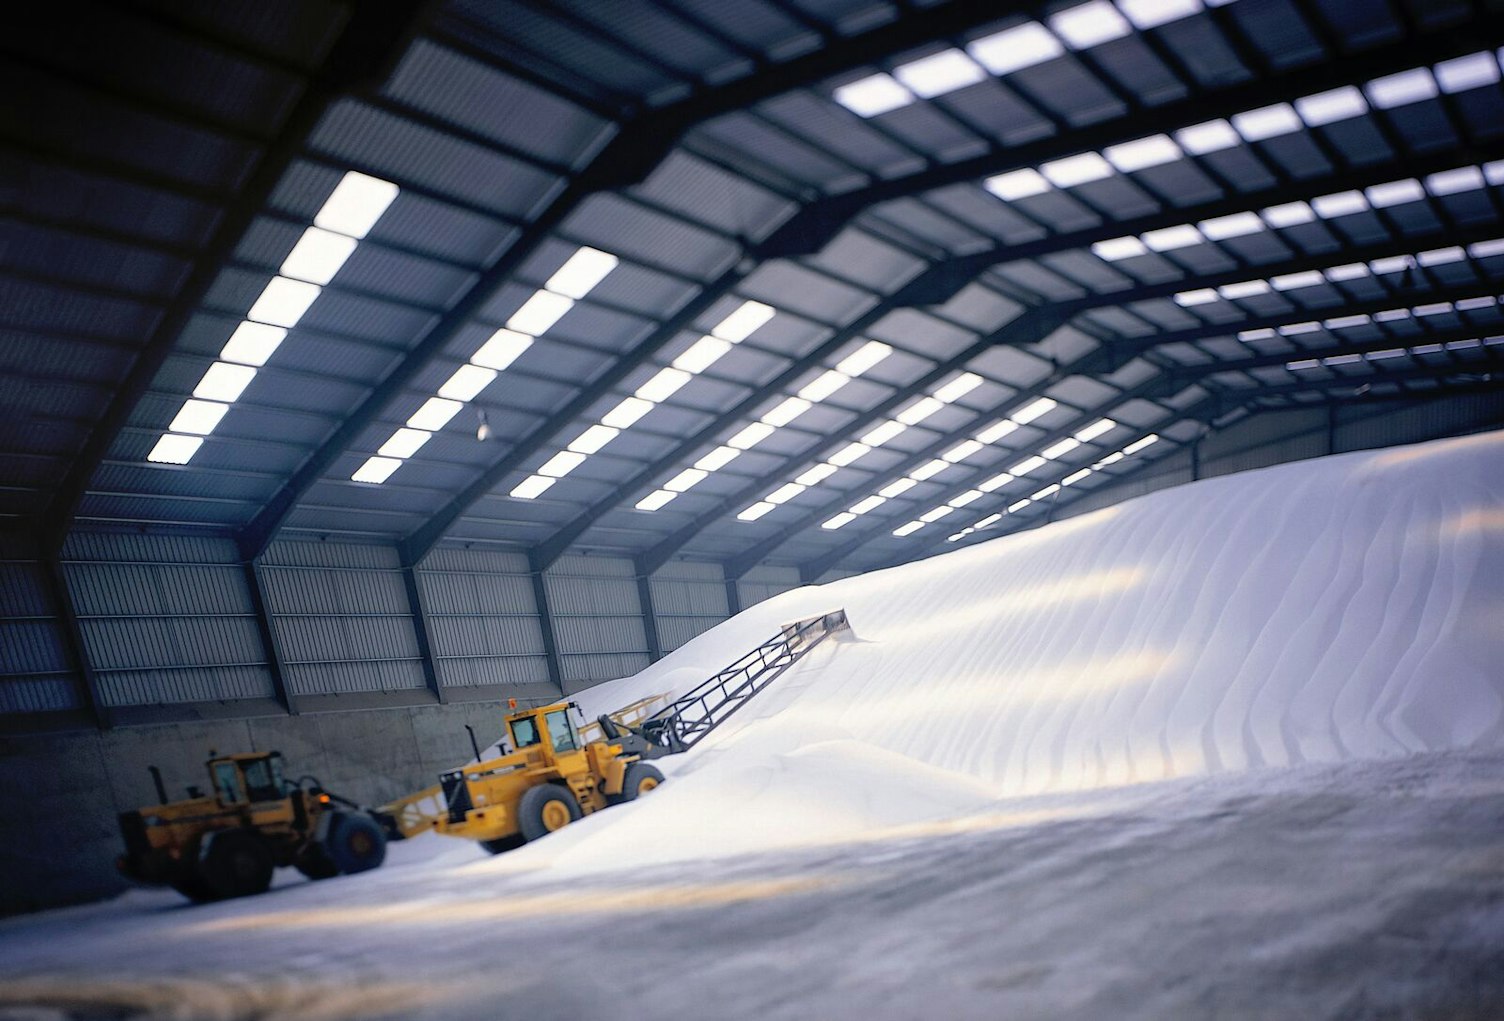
[505,704,582,759]
[207,753,286,806]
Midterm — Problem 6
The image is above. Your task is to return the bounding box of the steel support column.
[528,564,565,695]
[242,559,296,716]
[41,555,108,729]
[635,565,664,663]
[401,564,446,704]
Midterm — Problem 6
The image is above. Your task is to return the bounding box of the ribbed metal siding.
[416,547,550,688]
[60,533,273,707]
[651,561,729,653]
[544,555,649,686]
[0,549,78,713]
[261,540,424,695]
[737,565,801,609]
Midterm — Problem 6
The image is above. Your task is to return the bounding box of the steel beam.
[41,554,109,729]
[242,559,296,715]
[529,568,565,694]
[635,565,664,663]
[401,564,446,704]
[42,0,433,552]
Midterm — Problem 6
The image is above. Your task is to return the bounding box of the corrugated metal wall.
[651,560,729,652]
[418,548,552,688]
[544,554,649,686]
[738,565,802,608]
[0,535,78,714]
[60,534,273,706]
[261,540,424,695]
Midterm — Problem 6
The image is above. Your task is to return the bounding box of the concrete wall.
[0,698,528,915]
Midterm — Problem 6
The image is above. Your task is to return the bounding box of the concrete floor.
[3,748,1502,1020]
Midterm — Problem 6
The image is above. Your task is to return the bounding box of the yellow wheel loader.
[116,751,388,902]
[433,700,667,854]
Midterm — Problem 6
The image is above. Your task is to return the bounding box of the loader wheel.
[518,784,582,842]
[170,873,220,903]
[200,831,274,900]
[609,762,665,805]
[324,812,387,875]
[295,845,339,880]
[480,835,526,856]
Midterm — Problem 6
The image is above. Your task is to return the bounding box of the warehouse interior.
[3,0,1504,1015]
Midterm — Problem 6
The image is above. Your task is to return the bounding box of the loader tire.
[170,873,220,903]
[518,784,582,842]
[295,845,339,880]
[200,830,274,900]
[325,812,386,875]
[608,762,665,805]
[480,835,526,856]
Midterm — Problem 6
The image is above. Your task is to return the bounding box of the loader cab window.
[242,756,284,803]
[511,716,541,749]
[212,761,242,804]
[545,710,579,753]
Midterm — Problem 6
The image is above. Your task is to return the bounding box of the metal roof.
[4,0,1503,582]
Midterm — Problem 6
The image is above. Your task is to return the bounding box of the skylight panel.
[1312,190,1369,219]
[1487,161,1504,186]
[919,505,956,523]
[507,290,574,335]
[897,396,944,425]
[169,399,228,436]
[147,433,202,465]
[673,336,733,375]
[636,490,677,512]
[635,367,691,403]
[934,372,983,403]
[836,341,892,377]
[976,513,1002,528]
[537,450,586,478]
[1092,236,1148,261]
[1435,52,1501,94]
[861,420,907,447]
[1198,212,1263,240]
[1366,179,1425,208]
[1324,314,1371,329]
[1469,238,1504,259]
[828,442,871,467]
[713,301,775,342]
[834,73,913,117]
[1366,67,1438,109]
[1042,437,1080,459]
[1075,419,1116,442]
[602,397,655,430]
[977,472,1013,492]
[545,247,618,299]
[1032,483,1061,500]
[1175,119,1239,154]
[1062,467,1093,486]
[1324,263,1370,282]
[880,478,917,498]
[1417,247,1465,267]
[1426,166,1484,196]
[911,460,950,481]
[1050,1,1131,48]
[1040,152,1114,188]
[1238,328,1276,341]
[727,422,775,449]
[1104,134,1181,172]
[1271,271,1324,291]
[1295,86,1367,127]
[894,49,986,98]
[1173,289,1218,306]
[351,456,401,484]
[408,397,463,431]
[893,521,925,537]
[378,428,431,459]
[967,22,1064,75]
[798,369,850,403]
[1118,0,1203,29]
[438,364,497,402]
[797,463,839,486]
[1232,103,1301,142]
[1219,280,1270,300]
[943,439,984,462]
[510,475,556,500]
[984,168,1051,201]
[665,468,708,492]
[1277,320,1319,336]
[1124,434,1159,454]
[315,172,399,240]
[1095,451,1125,467]
[1010,455,1048,475]
[823,512,858,530]
[1262,201,1316,228]
[568,425,619,454]
[219,321,286,367]
[761,396,811,427]
[1142,224,1202,252]
[738,502,776,522]
[1456,296,1499,311]
[851,495,887,515]
[1008,499,1032,513]
[1011,397,1056,424]
[949,490,984,508]
[976,419,1019,444]
[193,362,256,403]
[697,446,741,471]
[279,226,358,286]
[470,329,533,372]
[247,276,321,328]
